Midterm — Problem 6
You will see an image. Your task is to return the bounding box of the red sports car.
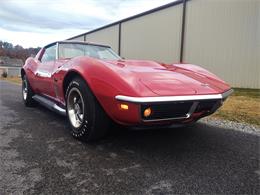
[22,41,233,141]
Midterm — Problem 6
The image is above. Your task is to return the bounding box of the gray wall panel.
[184,0,259,88]
[85,25,119,53]
[120,4,182,64]
[257,0,260,87]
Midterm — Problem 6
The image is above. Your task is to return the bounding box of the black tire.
[65,77,109,142]
[22,75,35,106]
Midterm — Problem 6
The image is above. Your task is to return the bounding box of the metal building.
[68,0,259,89]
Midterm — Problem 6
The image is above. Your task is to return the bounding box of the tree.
[0,40,41,63]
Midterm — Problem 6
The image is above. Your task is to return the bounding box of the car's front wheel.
[22,75,35,106]
[65,77,109,141]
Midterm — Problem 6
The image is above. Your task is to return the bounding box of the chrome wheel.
[67,87,85,129]
[22,77,28,100]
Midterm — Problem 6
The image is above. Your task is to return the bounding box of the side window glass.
[41,45,56,62]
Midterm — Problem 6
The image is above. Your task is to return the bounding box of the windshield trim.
[56,42,121,60]
[45,41,111,50]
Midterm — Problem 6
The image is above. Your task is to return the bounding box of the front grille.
[195,100,218,113]
[141,102,193,121]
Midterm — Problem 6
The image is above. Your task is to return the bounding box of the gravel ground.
[201,117,260,135]
[0,80,259,194]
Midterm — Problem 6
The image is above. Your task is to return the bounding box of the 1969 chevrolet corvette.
[22,41,233,141]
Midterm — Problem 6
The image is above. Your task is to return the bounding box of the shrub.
[1,71,8,78]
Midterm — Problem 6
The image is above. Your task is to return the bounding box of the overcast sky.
[0,0,175,48]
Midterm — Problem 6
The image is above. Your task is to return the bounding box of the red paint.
[23,48,231,125]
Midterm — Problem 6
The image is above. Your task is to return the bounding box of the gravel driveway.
[0,80,259,194]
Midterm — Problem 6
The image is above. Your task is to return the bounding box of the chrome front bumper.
[115,89,233,103]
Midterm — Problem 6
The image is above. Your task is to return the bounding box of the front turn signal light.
[143,107,152,117]
[120,104,129,110]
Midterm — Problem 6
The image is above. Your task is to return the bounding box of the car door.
[36,44,56,97]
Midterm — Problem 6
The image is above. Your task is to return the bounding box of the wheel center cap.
[74,103,80,112]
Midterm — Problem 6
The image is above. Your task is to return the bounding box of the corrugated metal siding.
[257,0,260,88]
[183,0,259,88]
[67,0,259,88]
[85,25,119,53]
[120,4,182,64]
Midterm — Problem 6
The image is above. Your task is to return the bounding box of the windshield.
[58,43,121,60]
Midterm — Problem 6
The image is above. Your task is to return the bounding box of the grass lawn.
[211,88,260,126]
[1,76,259,126]
[0,76,22,85]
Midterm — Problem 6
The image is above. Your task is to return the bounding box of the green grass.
[231,88,260,99]
[0,76,22,85]
[211,88,260,126]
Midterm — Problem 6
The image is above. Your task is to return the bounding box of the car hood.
[102,59,231,96]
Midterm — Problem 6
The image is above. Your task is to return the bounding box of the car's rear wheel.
[22,75,35,106]
[65,77,109,141]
